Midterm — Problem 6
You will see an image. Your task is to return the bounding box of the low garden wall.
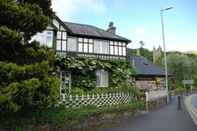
[146,96,167,110]
[61,92,133,108]
[145,90,168,110]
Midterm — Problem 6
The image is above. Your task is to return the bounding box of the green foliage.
[128,47,197,90]
[0,26,22,45]
[0,75,60,113]
[164,52,197,88]
[127,48,153,61]
[17,0,53,17]
[55,56,135,90]
[0,100,144,128]
[0,0,51,41]
[0,61,49,83]
[0,0,59,114]
[89,84,142,97]
[0,36,55,64]
[71,87,86,96]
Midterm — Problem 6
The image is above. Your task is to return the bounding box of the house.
[31,16,131,101]
[129,55,171,91]
[31,16,130,60]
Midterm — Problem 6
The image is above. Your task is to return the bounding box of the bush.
[0,76,60,113]
[0,101,145,129]
[70,87,85,96]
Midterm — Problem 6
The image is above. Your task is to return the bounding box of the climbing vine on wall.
[55,56,135,91]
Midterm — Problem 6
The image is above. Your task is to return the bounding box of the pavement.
[98,96,197,131]
[191,94,197,108]
[185,94,197,126]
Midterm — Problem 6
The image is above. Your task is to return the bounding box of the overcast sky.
[52,0,197,51]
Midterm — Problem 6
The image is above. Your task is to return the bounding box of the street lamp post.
[160,7,173,103]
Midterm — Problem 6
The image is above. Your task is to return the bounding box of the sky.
[52,0,197,51]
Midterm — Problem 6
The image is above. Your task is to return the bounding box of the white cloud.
[135,27,145,34]
[51,0,106,20]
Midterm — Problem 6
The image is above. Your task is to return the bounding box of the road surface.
[98,96,197,131]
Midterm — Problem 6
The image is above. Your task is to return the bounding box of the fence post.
[177,95,181,110]
[101,93,104,98]
[87,93,90,99]
[69,94,72,101]
[92,93,95,99]
[145,91,149,111]
[76,94,79,100]
[81,94,84,100]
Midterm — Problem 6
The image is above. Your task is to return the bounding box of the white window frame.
[67,37,77,51]
[96,69,109,87]
[94,40,109,54]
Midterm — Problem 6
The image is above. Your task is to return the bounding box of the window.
[96,69,109,87]
[78,43,83,52]
[109,41,126,56]
[123,47,126,56]
[62,41,67,51]
[119,46,122,55]
[89,44,93,53]
[79,38,83,42]
[114,46,118,55]
[57,32,61,39]
[84,43,88,52]
[110,45,114,55]
[56,31,67,51]
[46,31,53,47]
[94,40,101,53]
[62,32,67,39]
[78,38,93,53]
[84,38,88,43]
[30,30,53,48]
[56,40,61,50]
[102,41,109,54]
[94,40,109,54]
[67,37,77,51]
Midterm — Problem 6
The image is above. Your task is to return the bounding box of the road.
[98,96,197,131]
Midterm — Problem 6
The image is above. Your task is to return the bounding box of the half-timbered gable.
[31,16,131,60]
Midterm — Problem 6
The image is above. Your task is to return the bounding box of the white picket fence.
[60,92,133,108]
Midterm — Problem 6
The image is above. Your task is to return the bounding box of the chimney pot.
[107,21,116,34]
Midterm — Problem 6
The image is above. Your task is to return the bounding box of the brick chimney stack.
[107,22,116,34]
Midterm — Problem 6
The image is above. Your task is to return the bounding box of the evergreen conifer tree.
[0,0,59,113]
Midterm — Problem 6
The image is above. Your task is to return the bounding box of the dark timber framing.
[53,15,131,60]
[56,35,127,60]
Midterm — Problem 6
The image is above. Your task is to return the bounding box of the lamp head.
[161,7,173,12]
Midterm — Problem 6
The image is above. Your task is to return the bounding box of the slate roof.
[130,56,166,76]
[64,22,131,43]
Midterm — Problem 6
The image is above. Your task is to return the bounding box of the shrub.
[0,76,60,113]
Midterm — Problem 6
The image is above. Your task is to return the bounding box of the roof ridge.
[64,21,95,28]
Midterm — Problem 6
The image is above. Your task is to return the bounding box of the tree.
[139,41,145,48]
[127,47,153,62]
[0,0,59,113]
